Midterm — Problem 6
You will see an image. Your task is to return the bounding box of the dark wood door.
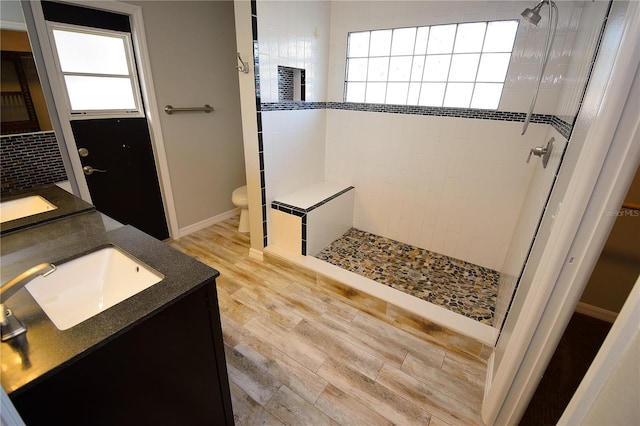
[41,2,169,240]
[71,118,169,240]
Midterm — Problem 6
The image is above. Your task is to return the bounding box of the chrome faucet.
[1,263,56,341]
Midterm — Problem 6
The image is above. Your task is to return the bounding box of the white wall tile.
[494,127,568,329]
[271,209,302,253]
[554,1,610,120]
[263,109,327,208]
[325,110,548,270]
[258,0,331,102]
[307,189,354,256]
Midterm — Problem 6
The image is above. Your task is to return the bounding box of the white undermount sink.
[26,246,164,330]
[0,196,58,223]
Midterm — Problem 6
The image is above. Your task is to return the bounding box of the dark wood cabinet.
[11,281,233,425]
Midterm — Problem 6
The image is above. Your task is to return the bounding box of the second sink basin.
[26,246,164,330]
[0,196,57,224]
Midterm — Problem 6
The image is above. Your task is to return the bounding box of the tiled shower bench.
[271,181,354,256]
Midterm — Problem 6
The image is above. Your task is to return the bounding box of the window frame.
[46,22,144,119]
[343,20,519,110]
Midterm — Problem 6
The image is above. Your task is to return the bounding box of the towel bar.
[164,104,214,115]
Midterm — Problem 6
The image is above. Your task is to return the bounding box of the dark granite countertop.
[1,184,95,235]
[0,210,220,396]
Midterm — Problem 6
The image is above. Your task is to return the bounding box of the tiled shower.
[254,1,609,332]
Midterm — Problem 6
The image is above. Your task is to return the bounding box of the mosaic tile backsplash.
[315,228,498,325]
[1,131,67,193]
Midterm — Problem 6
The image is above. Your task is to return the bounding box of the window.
[48,24,143,117]
[344,20,518,109]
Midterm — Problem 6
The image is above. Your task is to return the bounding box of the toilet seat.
[232,186,249,233]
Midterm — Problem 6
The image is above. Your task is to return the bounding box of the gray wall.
[129,0,245,230]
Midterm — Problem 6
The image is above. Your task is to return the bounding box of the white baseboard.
[177,208,240,238]
[575,302,618,323]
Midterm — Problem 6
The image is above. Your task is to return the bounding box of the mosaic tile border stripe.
[328,102,554,124]
[271,186,355,255]
[261,101,328,111]
[261,101,573,139]
[550,115,573,139]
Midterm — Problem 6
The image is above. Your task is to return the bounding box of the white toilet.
[232,185,249,233]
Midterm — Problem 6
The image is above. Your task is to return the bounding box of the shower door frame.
[482,1,640,424]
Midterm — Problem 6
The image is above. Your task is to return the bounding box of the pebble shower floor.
[315,228,498,325]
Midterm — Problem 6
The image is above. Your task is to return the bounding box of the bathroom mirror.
[1,52,42,134]
[0,2,67,193]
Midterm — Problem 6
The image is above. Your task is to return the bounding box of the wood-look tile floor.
[168,216,487,426]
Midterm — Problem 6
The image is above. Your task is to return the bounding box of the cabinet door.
[12,283,233,425]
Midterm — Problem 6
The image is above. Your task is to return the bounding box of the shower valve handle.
[527,146,546,163]
[526,137,555,169]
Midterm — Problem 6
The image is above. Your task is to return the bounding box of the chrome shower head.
[521,2,545,26]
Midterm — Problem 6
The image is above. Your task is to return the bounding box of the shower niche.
[277,66,305,102]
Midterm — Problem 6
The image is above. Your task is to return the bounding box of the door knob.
[526,137,554,169]
[83,166,107,175]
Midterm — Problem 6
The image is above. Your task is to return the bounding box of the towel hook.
[236,52,250,74]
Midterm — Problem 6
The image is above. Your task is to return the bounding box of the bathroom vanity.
[0,193,233,424]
